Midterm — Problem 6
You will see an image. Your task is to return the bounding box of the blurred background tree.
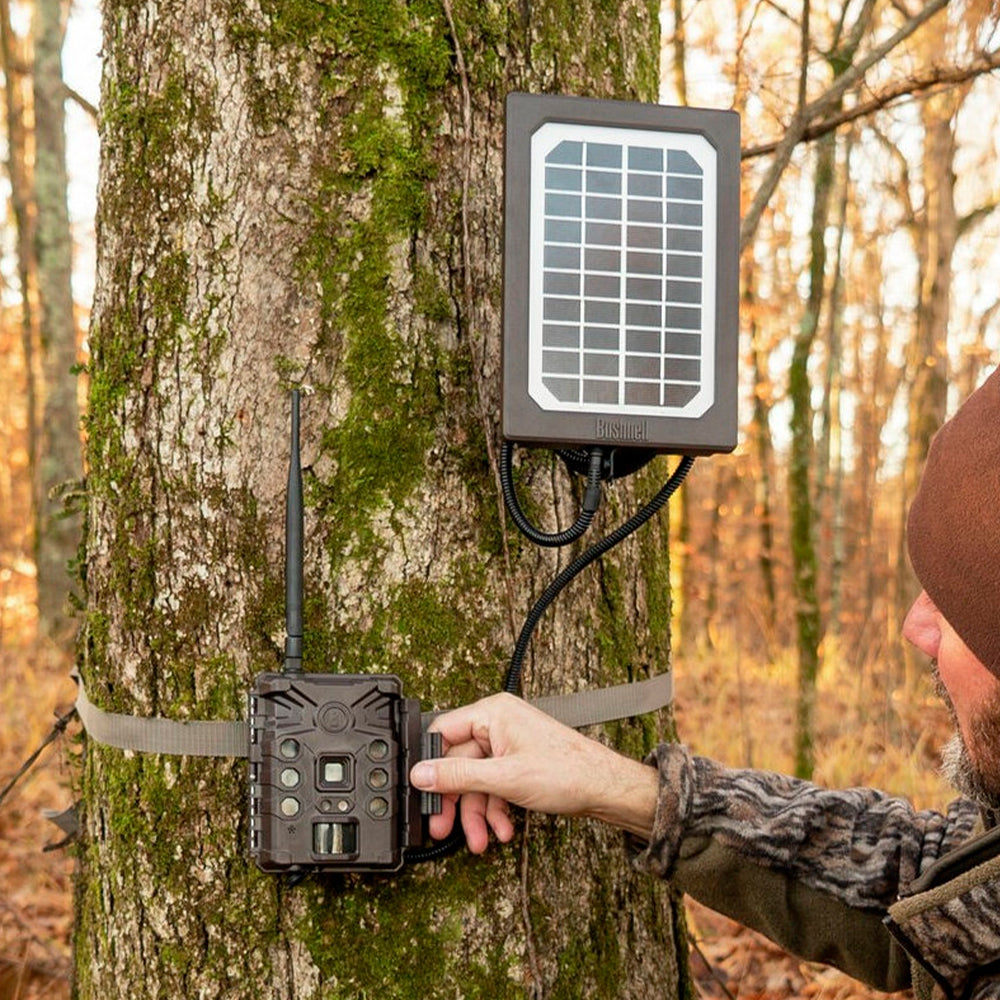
[661,0,1000,778]
[0,0,86,642]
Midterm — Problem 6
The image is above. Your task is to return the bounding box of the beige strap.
[73,671,248,757]
[72,670,673,757]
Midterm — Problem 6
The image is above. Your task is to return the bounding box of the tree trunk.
[33,0,83,638]
[75,2,688,998]
[789,126,835,780]
[894,89,960,688]
[816,140,850,641]
[787,0,873,778]
[0,0,42,610]
[664,0,688,105]
[744,258,776,634]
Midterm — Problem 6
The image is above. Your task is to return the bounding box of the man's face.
[903,590,1000,808]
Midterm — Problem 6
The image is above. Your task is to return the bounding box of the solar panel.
[503,94,740,454]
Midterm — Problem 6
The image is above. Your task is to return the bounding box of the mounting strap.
[71,670,673,758]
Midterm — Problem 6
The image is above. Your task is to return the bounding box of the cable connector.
[581,449,604,514]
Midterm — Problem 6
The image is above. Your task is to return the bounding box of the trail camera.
[249,673,440,873]
[249,393,441,875]
[502,93,740,454]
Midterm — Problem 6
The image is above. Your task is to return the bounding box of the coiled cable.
[409,450,695,865]
[500,441,604,547]
[503,454,694,695]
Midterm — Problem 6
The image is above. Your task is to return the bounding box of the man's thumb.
[410,756,498,796]
[410,761,437,788]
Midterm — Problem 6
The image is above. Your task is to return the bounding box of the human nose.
[902,590,941,660]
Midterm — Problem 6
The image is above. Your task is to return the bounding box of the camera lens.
[313,821,357,855]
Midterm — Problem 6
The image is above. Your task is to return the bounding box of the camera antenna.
[284,389,304,675]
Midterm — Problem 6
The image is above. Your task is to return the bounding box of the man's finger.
[428,693,528,755]
[460,792,491,854]
[427,794,458,841]
[486,794,515,843]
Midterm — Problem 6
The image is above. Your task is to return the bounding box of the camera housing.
[249,672,441,874]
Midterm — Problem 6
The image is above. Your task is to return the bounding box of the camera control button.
[317,702,350,733]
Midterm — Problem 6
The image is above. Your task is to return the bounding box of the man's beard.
[933,663,1000,813]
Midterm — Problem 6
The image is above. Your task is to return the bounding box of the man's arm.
[411,693,978,886]
[410,693,659,852]
[411,692,982,992]
[633,742,979,991]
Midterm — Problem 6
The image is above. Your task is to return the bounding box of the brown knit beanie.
[907,367,1000,676]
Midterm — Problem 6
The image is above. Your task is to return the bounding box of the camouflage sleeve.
[887,825,1000,1000]
[629,743,981,991]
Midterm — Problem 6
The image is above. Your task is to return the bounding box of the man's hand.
[409,693,659,854]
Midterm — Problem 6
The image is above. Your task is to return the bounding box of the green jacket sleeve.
[629,744,980,992]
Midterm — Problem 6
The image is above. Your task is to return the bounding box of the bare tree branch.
[761,0,800,32]
[797,0,811,114]
[958,196,1000,239]
[740,0,951,251]
[64,83,97,121]
[742,49,1000,160]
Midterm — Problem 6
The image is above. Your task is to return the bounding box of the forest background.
[2,0,1000,997]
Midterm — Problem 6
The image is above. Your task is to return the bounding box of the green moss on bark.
[301,561,507,703]
[300,858,525,999]
[75,747,284,995]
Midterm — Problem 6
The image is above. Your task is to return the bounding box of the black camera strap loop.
[71,668,673,759]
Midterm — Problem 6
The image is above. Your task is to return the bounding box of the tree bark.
[76,1,688,998]
[788,0,875,779]
[788,0,829,781]
[745,259,776,633]
[816,138,850,641]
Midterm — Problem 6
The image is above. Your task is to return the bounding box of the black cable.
[284,389,304,674]
[405,826,466,863]
[500,441,604,547]
[556,446,656,482]
[503,455,695,695]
